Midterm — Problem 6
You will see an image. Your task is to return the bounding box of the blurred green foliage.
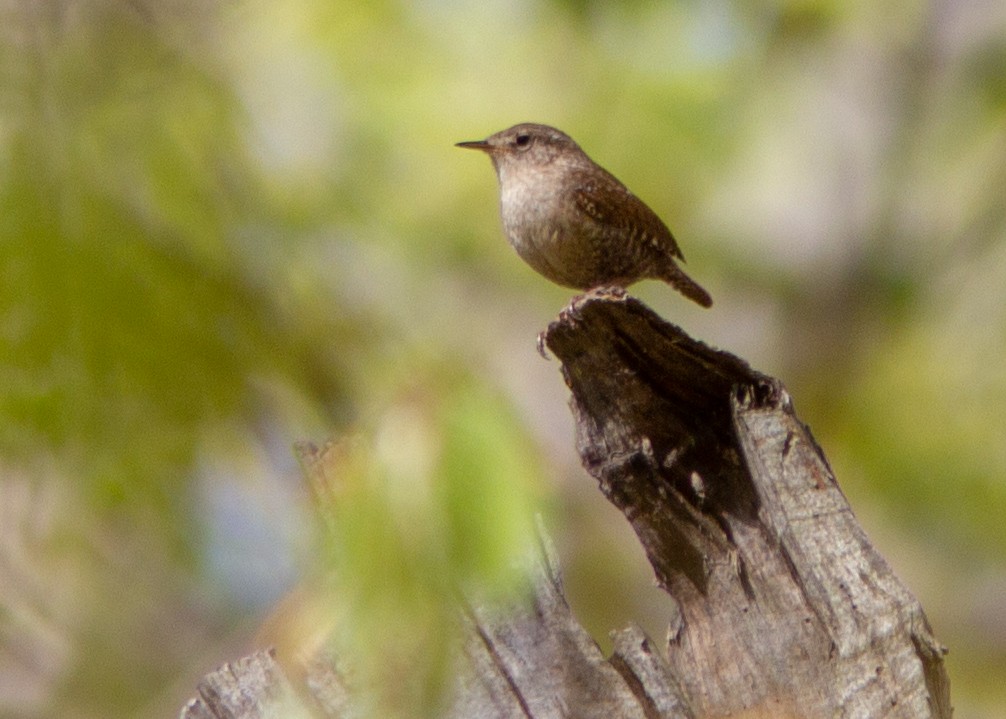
[306,379,542,717]
[0,0,1004,717]
[1,2,353,529]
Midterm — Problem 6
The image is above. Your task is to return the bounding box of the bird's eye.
[515,134,531,148]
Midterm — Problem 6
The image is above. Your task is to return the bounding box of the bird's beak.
[455,139,491,152]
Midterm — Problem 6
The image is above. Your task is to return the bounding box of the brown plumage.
[457,123,712,308]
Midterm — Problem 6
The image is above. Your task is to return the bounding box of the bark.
[180,293,951,719]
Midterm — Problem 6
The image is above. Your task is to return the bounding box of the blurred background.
[0,0,1004,716]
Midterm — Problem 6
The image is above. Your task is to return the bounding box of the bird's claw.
[536,330,550,359]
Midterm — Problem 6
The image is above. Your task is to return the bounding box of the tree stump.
[180,294,951,719]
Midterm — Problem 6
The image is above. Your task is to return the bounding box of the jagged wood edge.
[179,448,689,719]
[542,293,951,718]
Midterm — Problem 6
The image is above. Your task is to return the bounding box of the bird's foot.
[537,287,628,360]
[569,285,627,313]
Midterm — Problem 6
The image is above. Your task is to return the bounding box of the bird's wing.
[570,168,685,262]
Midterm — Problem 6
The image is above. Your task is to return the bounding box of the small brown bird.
[457,123,712,308]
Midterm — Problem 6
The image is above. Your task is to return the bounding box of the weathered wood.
[179,526,687,719]
[180,294,951,718]
[179,649,302,719]
[544,293,951,718]
[455,529,686,719]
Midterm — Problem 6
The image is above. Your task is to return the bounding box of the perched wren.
[456,123,712,308]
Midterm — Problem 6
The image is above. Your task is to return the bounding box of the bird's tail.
[661,264,713,308]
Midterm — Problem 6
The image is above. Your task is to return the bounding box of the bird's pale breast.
[497,162,602,288]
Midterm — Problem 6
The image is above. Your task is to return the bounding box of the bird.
[456,123,712,308]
